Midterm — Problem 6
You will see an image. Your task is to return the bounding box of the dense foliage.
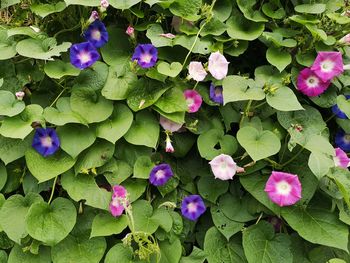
[1,0,350,262]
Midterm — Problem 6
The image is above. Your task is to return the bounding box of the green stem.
[264,157,282,169]
[54,23,81,38]
[48,176,58,205]
[280,147,304,167]
[325,114,335,123]
[192,81,199,90]
[49,87,67,107]
[252,101,267,109]
[239,100,253,127]
[279,133,290,163]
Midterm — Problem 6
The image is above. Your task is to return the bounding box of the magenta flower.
[181,195,206,221]
[334,147,350,168]
[149,163,173,186]
[159,116,182,132]
[209,154,237,180]
[264,171,302,207]
[109,185,128,217]
[32,128,60,157]
[208,51,229,80]
[132,44,158,68]
[83,20,108,48]
[311,51,344,82]
[126,26,134,37]
[297,68,330,97]
[188,61,207,82]
[184,90,202,113]
[209,83,223,104]
[70,42,100,70]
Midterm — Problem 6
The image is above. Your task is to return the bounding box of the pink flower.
[109,185,128,217]
[264,171,302,207]
[126,26,134,37]
[311,51,344,82]
[100,0,109,8]
[159,33,176,39]
[165,136,174,153]
[208,51,229,80]
[15,91,25,100]
[297,68,330,97]
[184,90,202,113]
[339,34,350,45]
[188,61,207,82]
[159,116,182,132]
[209,154,238,180]
[334,147,350,168]
[88,11,99,23]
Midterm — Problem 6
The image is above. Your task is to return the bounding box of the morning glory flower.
[159,33,176,39]
[209,83,223,104]
[32,128,60,157]
[334,147,350,168]
[159,116,183,133]
[100,0,109,8]
[188,61,207,82]
[181,195,206,221]
[109,185,128,217]
[208,51,229,80]
[209,154,238,180]
[335,129,350,152]
[132,44,158,68]
[149,163,173,186]
[332,95,350,119]
[297,68,330,97]
[70,42,100,70]
[88,11,99,23]
[165,136,174,153]
[83,20,108,48]
[339,33,350,45]
[184,90,202,113]
[264,171,302,207]
[311,51,344,82]
[15,91,25,101]
[126,26,134,37]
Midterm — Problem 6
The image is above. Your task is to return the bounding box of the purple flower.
[332,95,350,119]
[83,20,108,48]
[297,68,330,97]
[209,83,223,104]
[311,51,344,82]
[181,195,206,221]
[32,128,60,157]
[109,185,128,217]
[70,42,100,70]
[132,44,158,68]
[149,163,173,186]
[335,130,350,152]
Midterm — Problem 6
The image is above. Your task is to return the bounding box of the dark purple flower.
[70,42,100,70]
[181,195,206,221]
[132,44,158,68]
[83,20,108,48]
[209,83,223,104]
[149,163,173,186]
[335,129,350,152]
[32,128,60,157]
[332,95,350,119]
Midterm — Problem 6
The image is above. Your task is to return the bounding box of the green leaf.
[295,4,326,14]
[336,95,350,119]
[201,17,227,36]
[99,159,133,185]
[122,179,147,202]
[218,193,256,222]
[262,32,297,48]
[61,171,112,210]
[308,152,334,179]
[25,149,76,183]
[157,62,182,77]
[109,0,141,9]
[222,76,265,103]
[304,135,335,156]
[70,87,113,124]
[1,0,20,8]
[173,35,212,55]
[104,244,133,263]
[124,111,160,148]
[266,47,291,72]
[0,104,44,139]
[169,0,202,21]
[154,87,188,114]
[133,155,154,179]
[0,193,43,244]
[212,0,232,22]
[159,238,182,263]
[0,30,17,60]
[0,135,31,165]
[262,1,285,19]
[57,124,96,159]
[44,60,80,79]
[0,163,7,192]
[96,103,133,144]
[146,24,174,47]
[282,207,349,252]
[0,90,25,117]
[8,245,51,263]
[26,198,76,246]
[73,62,108,91]
[266,86,303,111]
[242,221,293,263]
[237,126,281,161]
[64,0,99,5]
[132,200,165,234]
[30,2,66,18]
[198,175,229,203]
[180,247,206,263]
[91,213,128,238]
[211,206,244,240]
[237,0,268,22]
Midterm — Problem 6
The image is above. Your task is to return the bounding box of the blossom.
[209,83,223,104]
[159,33,176,39]
[208,51,229,80]
[100,0,109,8]
[83,20,108,48]
[181,195,206,221]
[165,136,174,153]
[264,171,302,207]
[334,147,350,168]
[339,33,350,45]
[15,91,25,100]
[132,44,158,68]
[209,154,237,180]
[159,116,182,132]
[184,90,202,113]
[149,163,173,186]
[32,128,60,157]
[311,51,344,82]
[126,26,134,37]
[267,216,283,233]
[296,68,330,97]
[70,42,100,70]
[188,62,207,82]
[335,130,350,152]
[332,95,350,119]
[88,11,99,23]
[109,185,128,217]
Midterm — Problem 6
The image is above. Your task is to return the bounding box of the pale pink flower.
[339,34,350,45]
[88,11,99,23]
[109,185,128,217]
[311,51,344,82]
[264,171,302,207]
[208,51,229,80]
[15,91,25,100]
[100,0,109,8]
[126,26,134,37]
[209,154,237,180]
[188,61,207,82]
[159,116,182,132]
[184,90,202,113]
[165,136,174,153]
[159,33,176,39]
[333,147,350,168]
[297,68,330,97]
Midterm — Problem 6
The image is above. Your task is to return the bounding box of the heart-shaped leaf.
[8,245,51,263]
[266,86,303,111]
[133,155,154,179]
[154,87,188,113]
[237,126,281,161]
[91,213,128,238]
[157,62,182,77]
[0,90,25,117]
[44,60,80,79]
[266,47,291,72]
[30,2,66,18]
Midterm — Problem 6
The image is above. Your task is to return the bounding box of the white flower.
[209,154,237,180]
[165,136,174,153]
[188,61,207,82]
[159,116,183,132]
[15,91,25,100]
[208,51,229,80]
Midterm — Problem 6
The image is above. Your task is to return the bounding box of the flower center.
[186,98,194,106]
[306,76,319,88]
[275,180,292,195]
[155,169,165,179]
[320,59,335,72]
[78,52,91,64]
[91,29,101,41]
[40,136,53,148]
[214,87,222,96]
[344,134,350,143]
[140,53,153,63]
[187,202,197,213]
